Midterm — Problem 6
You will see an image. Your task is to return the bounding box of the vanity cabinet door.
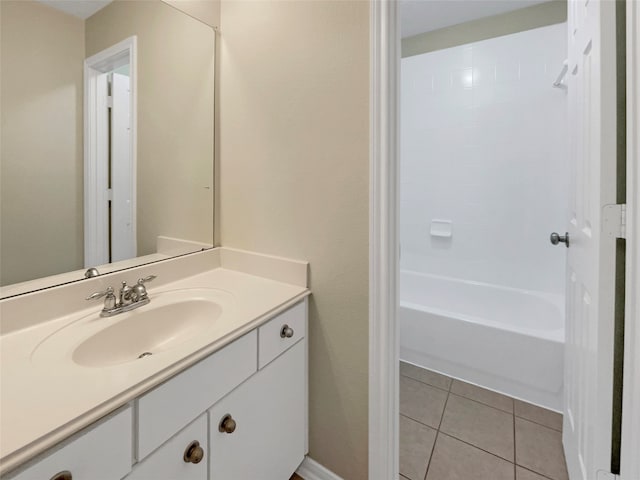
[208,339,306,480]
[125,414,207,480]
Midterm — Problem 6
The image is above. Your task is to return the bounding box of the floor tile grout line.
[424,388,451,480]
[436,389,449,431]
[513,413,563,432]
[400,372,451,394]
[516,464,559,480]
[436,430,516,466]
[448,390,515,414]
[442,390,517,461]
[451,391,563,430]
[445,389,563,433]
[515,415,562,434]
[401,401,516,464]
[400,361,452,386]
[402,364,563,427]
[399,413,440,432]
[422,430,440,480]
[403,363,561,407]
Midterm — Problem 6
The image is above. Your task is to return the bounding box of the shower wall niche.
[401,23,569,296]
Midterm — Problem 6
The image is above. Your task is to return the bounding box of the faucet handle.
[86,286,114,301]
[131,275,155,302]
[87,287,117,312]
[137,275,157,285]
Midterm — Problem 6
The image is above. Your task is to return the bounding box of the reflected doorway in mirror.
[84,36,137,268]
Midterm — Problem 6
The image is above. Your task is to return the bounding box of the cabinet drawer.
[126,414,207,480]
[136,331,257,460]
[258,301,306,369]
[5,406,132,480]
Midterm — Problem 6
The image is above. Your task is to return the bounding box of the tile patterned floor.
[400,361,569,480]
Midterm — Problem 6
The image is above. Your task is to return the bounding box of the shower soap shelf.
[430,219,453,238]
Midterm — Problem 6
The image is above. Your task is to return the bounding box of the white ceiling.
[36,0,113,20]
[401,0,550,38]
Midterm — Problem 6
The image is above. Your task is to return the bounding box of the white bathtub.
[400,270,565,411]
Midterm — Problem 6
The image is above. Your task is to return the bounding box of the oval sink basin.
[73,299,222,367]
[31,288,235,368]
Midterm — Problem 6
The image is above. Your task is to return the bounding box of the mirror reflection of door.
[110,70,135,263]
[84,37,136,268]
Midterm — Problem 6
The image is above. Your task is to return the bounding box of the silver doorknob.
[550,232,570,247]
[280,324,294,338]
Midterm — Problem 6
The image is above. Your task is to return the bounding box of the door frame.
[368,1,640,479]
[369,1,400,479]
[84,36,137,268]
[621,1,640,478]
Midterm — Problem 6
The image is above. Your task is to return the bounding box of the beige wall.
[0,1,85,286]
[218,1,369,478]
[163,0,220,29]
[86,0,215,256]
[402,0,567,57]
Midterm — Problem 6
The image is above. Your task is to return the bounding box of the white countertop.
[0,248,309,475]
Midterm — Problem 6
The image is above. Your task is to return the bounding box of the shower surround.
[400,23,569,410]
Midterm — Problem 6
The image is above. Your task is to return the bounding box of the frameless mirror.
[0,0,215,298]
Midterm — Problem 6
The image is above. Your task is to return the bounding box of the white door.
[110,72,136,262]
[563,1,619,479]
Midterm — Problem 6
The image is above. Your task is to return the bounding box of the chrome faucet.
[86,275,157,317]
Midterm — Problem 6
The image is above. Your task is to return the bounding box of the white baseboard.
[296,457,343,480]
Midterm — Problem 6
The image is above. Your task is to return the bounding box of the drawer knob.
[183,440,204,464]
[280,324,294,338]
[50,472,72,480]
[218,413,237,434]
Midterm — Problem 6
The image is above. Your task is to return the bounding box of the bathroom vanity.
[0,248,310,480]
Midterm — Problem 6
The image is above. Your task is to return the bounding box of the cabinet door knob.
[280,324,294,338]
[50,472,72,480]
[183,440,204,464]
[218,414,237,434]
